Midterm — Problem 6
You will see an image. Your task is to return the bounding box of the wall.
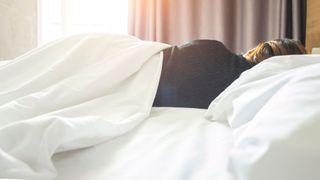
[306,0,320,53]
[0,0,37,60]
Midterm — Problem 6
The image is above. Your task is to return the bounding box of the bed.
[0,33,320,180]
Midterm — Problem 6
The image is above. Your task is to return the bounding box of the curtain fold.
[128,0,306,53]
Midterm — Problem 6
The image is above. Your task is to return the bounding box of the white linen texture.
[206,55,320,180]
[53,107,234,180]
[0,33,169,180]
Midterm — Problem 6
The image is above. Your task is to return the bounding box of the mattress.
[53,107,233,180]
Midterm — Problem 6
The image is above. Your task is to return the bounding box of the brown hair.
[245,39,307,64]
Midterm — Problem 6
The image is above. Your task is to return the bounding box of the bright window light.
[38,0,128,45]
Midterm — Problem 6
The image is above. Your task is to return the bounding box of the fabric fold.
[0,33,169,180]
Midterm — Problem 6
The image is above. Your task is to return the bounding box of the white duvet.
[0,33,169,179]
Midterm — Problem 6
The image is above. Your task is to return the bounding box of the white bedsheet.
[53,107,233,180]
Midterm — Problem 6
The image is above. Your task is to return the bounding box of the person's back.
[153,40,253,108]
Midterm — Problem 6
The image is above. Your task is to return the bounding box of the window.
[38,0,128,45]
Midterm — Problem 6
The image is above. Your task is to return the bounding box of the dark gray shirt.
[153,40,253,109]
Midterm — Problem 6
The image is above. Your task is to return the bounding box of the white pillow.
[227,60,320,180]
[204,55,320,180]
[205,55,320,128]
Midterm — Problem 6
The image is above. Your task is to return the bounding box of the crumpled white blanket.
[0,33,169,180]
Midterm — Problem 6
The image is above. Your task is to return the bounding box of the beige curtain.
[128,0,305,53]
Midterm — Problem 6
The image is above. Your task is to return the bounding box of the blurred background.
[0,0,313,60]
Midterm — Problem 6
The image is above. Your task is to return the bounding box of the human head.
[243,39,307,64]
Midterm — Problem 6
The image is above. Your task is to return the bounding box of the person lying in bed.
[153,39,306,109]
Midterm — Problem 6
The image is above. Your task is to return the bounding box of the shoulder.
[176,40,233,57]
[183,39,225,47]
